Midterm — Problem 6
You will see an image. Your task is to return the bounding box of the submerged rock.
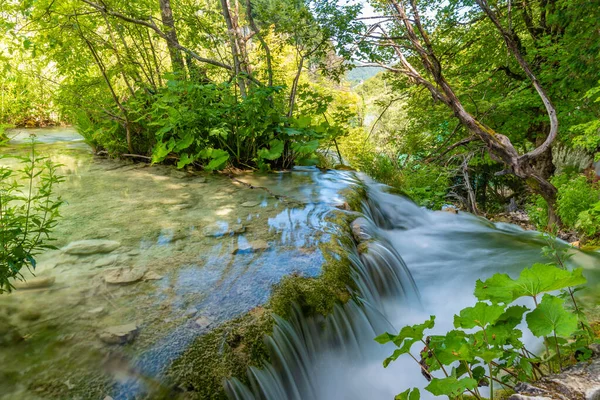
[232,240,270,254]
[194,316,213,329]
[62,240,120,255]
[13,276,55,290]
[142,271,163,281]
[93,254,119,268]
[103,268,145,285]
[99,323,139,345]
[241,200,261,207]
[203,223,245,237]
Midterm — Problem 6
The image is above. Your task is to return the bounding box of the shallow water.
[0,128,358,399]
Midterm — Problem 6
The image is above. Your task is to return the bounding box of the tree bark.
[158,0,185,74]
[382,0,560,227]
[220,0,247,97]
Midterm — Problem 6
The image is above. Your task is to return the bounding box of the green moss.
[166,209,360,398]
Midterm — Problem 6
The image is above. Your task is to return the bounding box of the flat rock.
[203,223,245,237]
[194,316,213,329]
[62,240,120,255]
[13,276,55,290]
[241,200,261,207]
[233,240,270,254]
[103,268,145,285]
[93,254,119,268]
[142,271,163,281]
[98,323,139,345]
[185,307,198,318]
[87,307,105,315]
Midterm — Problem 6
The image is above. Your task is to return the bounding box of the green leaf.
[257,139,284,161]
[526,294,578,338]
[454,302,505,329]
[425,376,477,397]
[205,154,229,171]
[475,264,586,303]
[395,388,420,400]
[376,316,435,367]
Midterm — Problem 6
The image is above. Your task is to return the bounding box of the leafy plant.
[377,259,596,399]
[554,175,600,228]
[0,140,63,293]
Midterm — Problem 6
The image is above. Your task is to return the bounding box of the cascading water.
[226,177,600,400]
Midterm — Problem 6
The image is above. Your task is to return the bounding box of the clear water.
[0,128,359,399]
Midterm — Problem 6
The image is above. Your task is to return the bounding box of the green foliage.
[575,201,600,238]
[554,175,600,228]
[0,141,63,293]
[526,195,549,231]
[378,261,596,400]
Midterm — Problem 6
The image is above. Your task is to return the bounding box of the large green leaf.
[454,302,505,329]
[425,376,477,397]
[526,294,578,338]
[475,264,586,303]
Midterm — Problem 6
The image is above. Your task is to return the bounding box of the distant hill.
[346,65,383,85]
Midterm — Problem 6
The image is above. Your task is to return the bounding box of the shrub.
[0,141,63,293]
[378,260,596,400]
[554,175,600,228]
[576,201,600,238]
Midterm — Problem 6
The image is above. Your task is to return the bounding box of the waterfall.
[224,184,424,400]
[225,179,600,400]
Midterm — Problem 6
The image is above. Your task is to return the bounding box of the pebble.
[103,268,145,285]
[62,240,120,255]
[142,271,163,281]
[98,323,139,345]
[241,200,261,207]
[93,254,119,268]
[232,240,270,254]
[194,316,213,329]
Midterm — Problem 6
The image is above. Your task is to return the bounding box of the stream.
[1,128,599,400]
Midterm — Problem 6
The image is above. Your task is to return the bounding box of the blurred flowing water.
[227,182,600,400]
[1,128,599,400]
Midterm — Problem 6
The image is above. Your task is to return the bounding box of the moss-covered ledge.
[165,189,366,399]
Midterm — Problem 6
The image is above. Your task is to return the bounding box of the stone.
[92,228,120,239]
[509,355,600,400]
[241,200,261,207]
[19,309,42,321]
[334,202,352,211]
[98,323,139,345]
[441,205,459,214]
[194,316,213,329]
[350,218,372,242]
[185,307,198,318]
[87,307,105,316]
[13,276,55,290]
[230,224,246,234]
[233,240,270,254]
[571,241,581,248]
[203,223,245,237]
[103,268,145,285]
[142,271,163,281]
[62,240,120,255]
[93,254,119,268]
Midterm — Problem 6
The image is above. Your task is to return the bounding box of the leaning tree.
[359,0,561,226]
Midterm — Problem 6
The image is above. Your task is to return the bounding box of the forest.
[1,0,600,399]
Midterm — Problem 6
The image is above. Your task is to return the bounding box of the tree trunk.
[220,0,247,97]
[158,0,185,74]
